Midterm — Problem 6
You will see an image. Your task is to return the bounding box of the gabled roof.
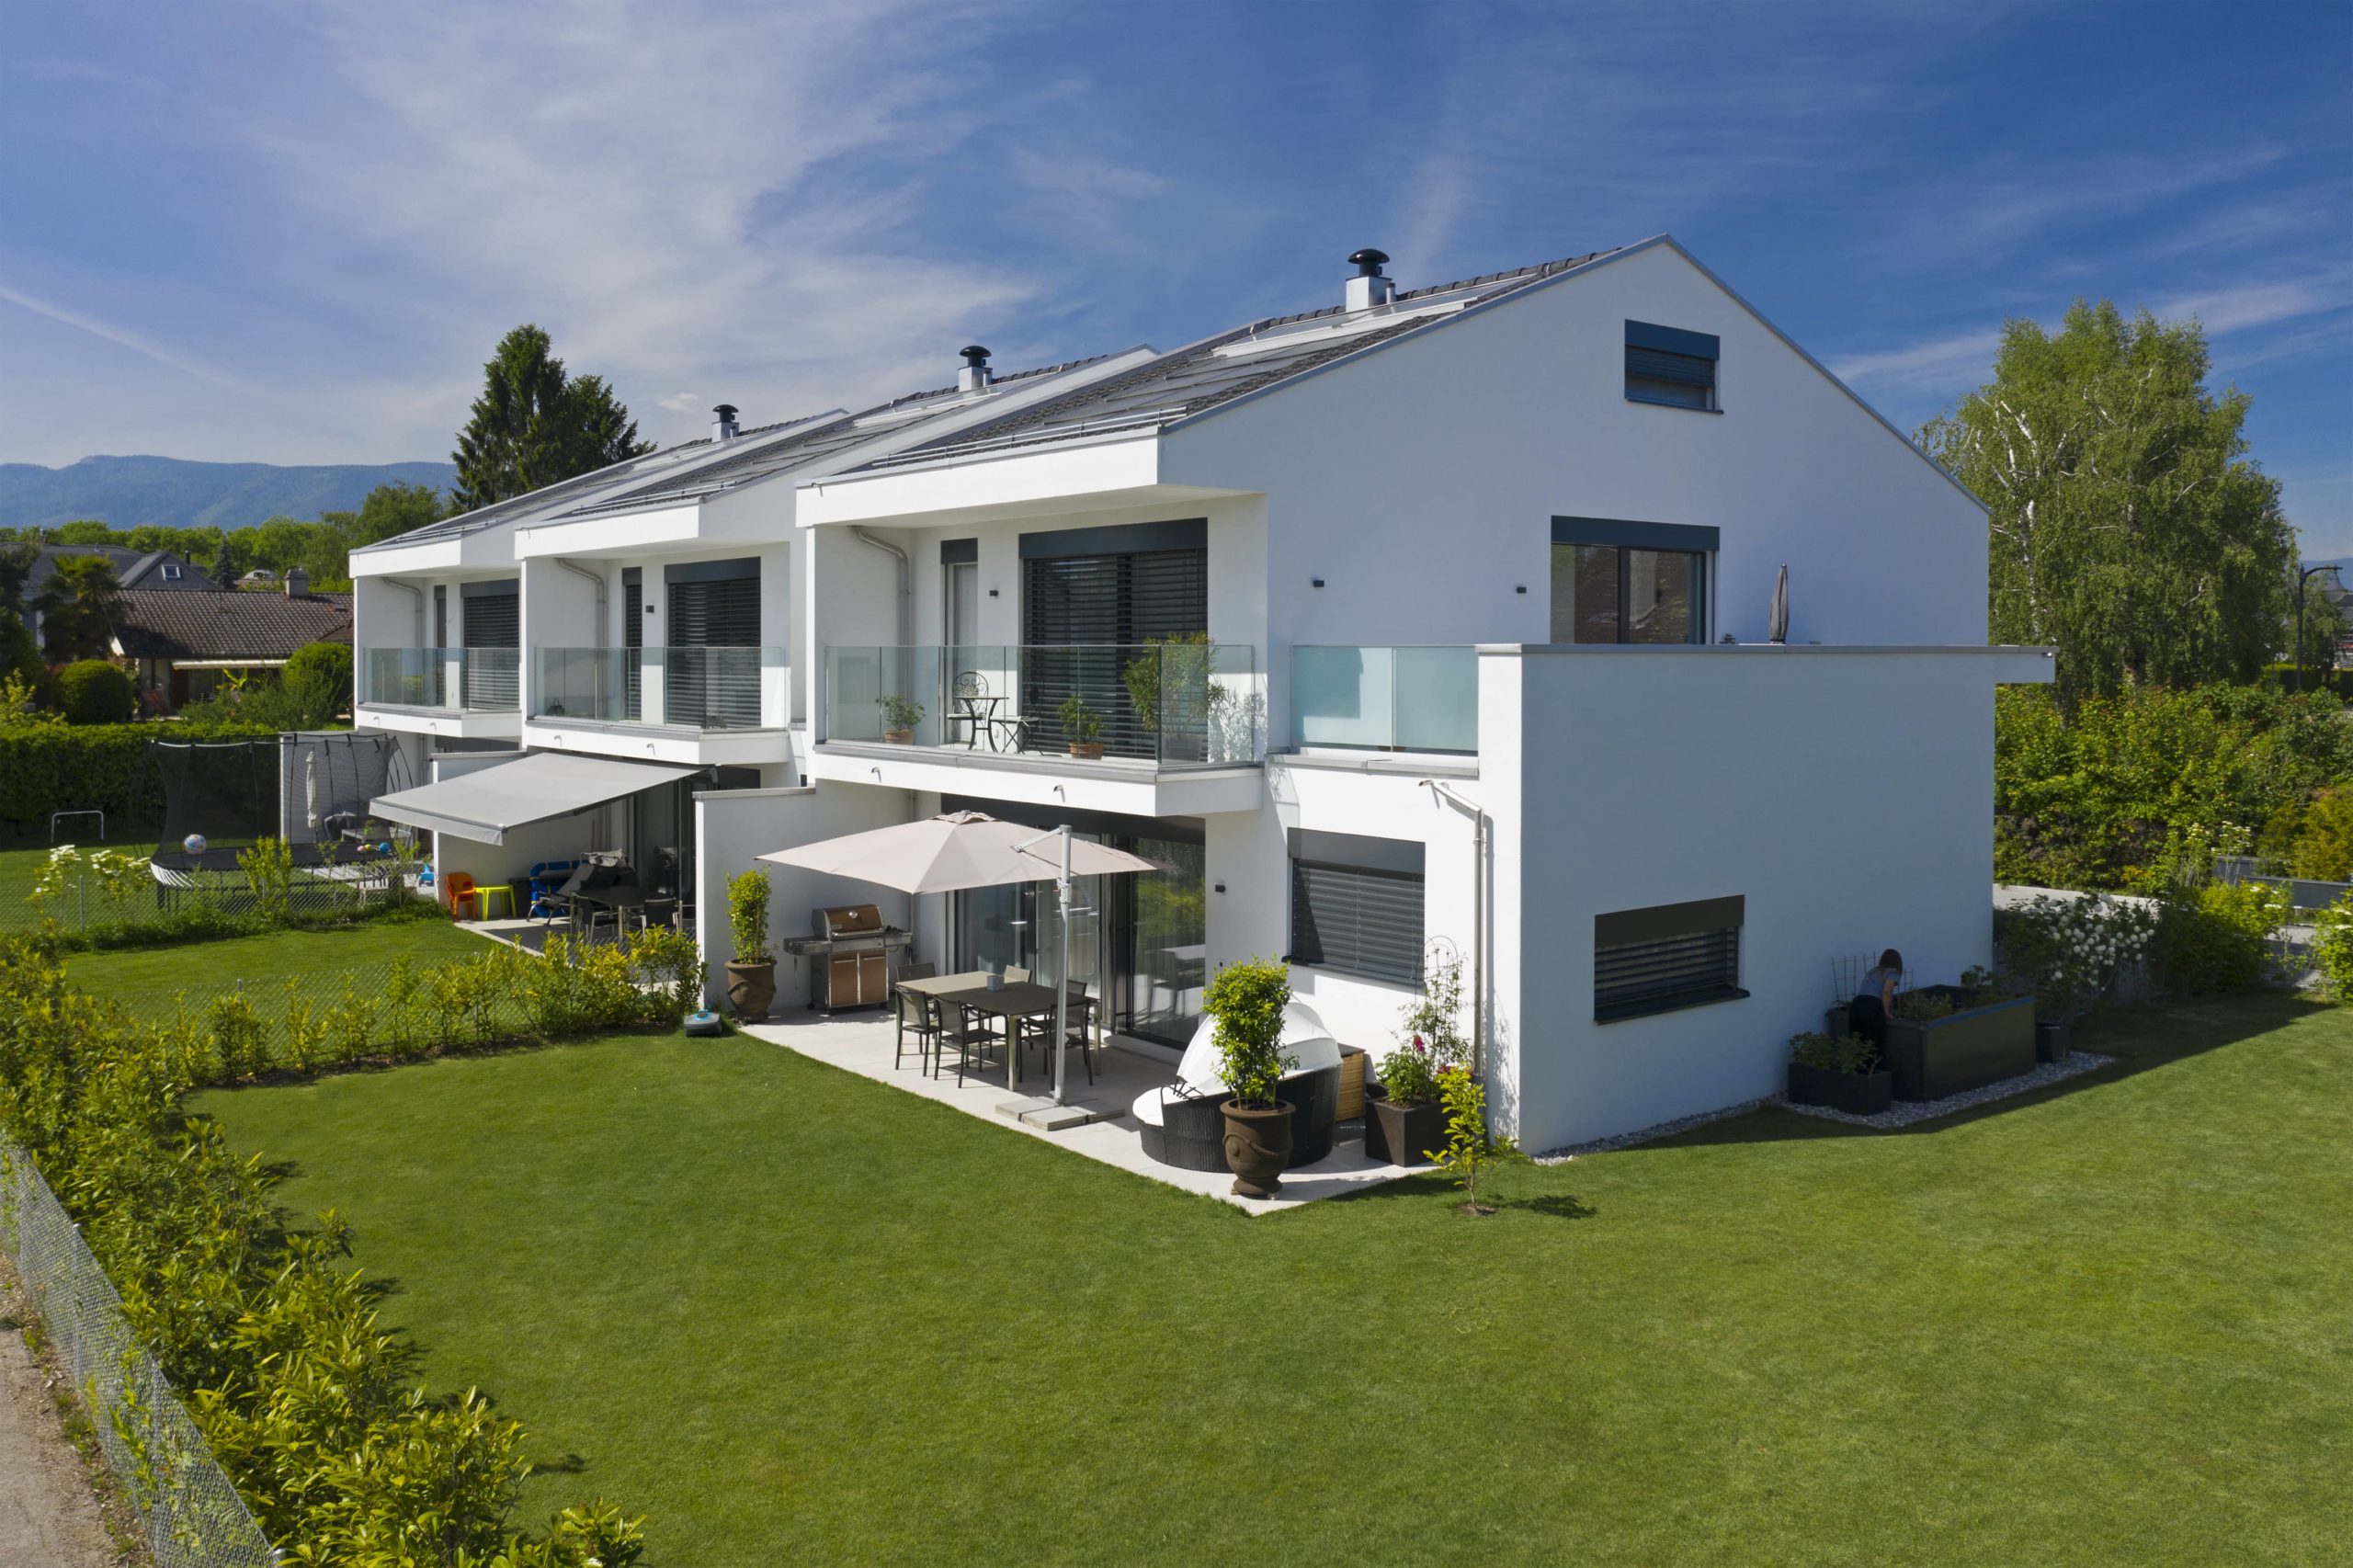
[21,544,215,600]
[842,252,1620,473]
[109,587,352,662]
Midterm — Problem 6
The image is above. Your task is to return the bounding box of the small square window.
[159,563,182,581]
[1626,321,1720,411]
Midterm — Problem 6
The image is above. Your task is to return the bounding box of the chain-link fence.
[0,1135,279,1567]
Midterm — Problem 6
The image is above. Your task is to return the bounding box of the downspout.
[379,577,426,704]
[851,527,911,646]
[1421,780,1489,1078]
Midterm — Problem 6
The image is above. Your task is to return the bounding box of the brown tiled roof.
[109,587,353,662]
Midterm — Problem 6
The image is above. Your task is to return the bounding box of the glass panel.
[1626,551,1699,644]
[1290,647,1473,754]
[533,648,637,722]
[459,647,518,710]
[1122,836,1205,1045]
[1392,646,1477,751]
[1552,543,1621,643]
[364,648,443,708]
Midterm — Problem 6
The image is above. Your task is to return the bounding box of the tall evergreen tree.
[1920,301,2296,701]
[450,325,654,511]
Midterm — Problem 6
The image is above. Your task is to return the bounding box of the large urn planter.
[1362,1085,1446,1167]
[724,960,778,1023]
[1883,987,2035,1101]
[2035,1018,2074,1063]
[1787,1062,1894,1116]
[1221,1099,1295,1199]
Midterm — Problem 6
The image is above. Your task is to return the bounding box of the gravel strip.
[1535,1052,2116,1158]
[1778,1051,2113,1130]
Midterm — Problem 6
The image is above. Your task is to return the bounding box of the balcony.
[528,646,791,766]
[358,648,521,738]
[812,643,1267,814]
[1291,645,1477,754]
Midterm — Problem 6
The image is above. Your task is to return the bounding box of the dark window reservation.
[1594,895,1747,1022]
[1625,320,1720,411]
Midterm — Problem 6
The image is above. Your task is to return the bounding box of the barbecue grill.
[782,903,914,1012]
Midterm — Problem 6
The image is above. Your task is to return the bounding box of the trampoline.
[145,734,422,908]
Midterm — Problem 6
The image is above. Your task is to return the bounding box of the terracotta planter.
[1067,741,1105,760]
[1221,1098,1294,1199]
[882,728,915,744]
[1362,1086,1445,1167]
[724,960,777,1022]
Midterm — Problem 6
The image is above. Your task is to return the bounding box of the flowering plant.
[1381,951,1472,1106]
[2000,892,2158,1020]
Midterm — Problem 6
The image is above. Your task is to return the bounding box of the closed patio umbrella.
[1768,564,1790,645]
[760,812,1158,1103]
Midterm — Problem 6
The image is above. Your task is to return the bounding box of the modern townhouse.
[358,236,2051,1152]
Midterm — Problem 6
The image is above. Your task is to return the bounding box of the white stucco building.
[353,236,2051,1152]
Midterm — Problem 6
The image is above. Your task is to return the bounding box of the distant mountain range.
[0,454,459,531]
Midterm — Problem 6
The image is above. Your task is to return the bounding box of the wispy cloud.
[1829,329,2004,393]
[0,280,250,392]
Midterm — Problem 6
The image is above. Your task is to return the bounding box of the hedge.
[0,719,271,827]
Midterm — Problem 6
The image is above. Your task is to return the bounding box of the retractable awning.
[369,753,704,845]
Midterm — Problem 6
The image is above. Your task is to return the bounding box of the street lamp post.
[2294,564,2334,694]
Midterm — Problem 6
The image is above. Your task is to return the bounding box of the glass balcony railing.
[824,643,1265,769]
[1291,645,1477,754]
[361,647,518,712]
[531,646,783,730]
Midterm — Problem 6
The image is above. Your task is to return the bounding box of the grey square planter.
[1883,987,2036,1101]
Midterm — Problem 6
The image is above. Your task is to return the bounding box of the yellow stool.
[473,884,517,921]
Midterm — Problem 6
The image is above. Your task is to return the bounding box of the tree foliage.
[451,325,654,511]
[31,552,126,659]
[1921,301,2296,701]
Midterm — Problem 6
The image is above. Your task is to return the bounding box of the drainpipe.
[1421,779,1489,1078]
[553,558,608,643]
[851,527,912,646]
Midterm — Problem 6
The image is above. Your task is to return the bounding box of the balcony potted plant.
[877,695,924,744]
[724,866,776,1022]
[1785,1030,1892,1115]
[1059,694,1106,760]
[1364,951,1470,1166]
[1204,956,1296,1199]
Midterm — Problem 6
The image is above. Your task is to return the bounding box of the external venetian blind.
[1287,830,1426,986]
[1022,543,1207,757]
[665,561,761,728]
[1625,321,1720,411]
[460,589,518,649]
[1594,895,1747,1021]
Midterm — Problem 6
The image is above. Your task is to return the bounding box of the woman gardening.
[1849,947,1903,1051]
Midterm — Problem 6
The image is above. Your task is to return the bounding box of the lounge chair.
[1134,1003,1342,1171]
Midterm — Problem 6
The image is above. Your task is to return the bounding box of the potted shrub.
[1365,951,1471,1166]
[724,866,776,1021]
[1059,694,1105,760]
[877,695,924,744]
[1204,956,1296,1199]
[1785,1030,1893,1115]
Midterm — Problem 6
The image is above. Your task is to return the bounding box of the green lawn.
[193,998,2353,1566]
[68,919,491,1018]
[0,822,165,930]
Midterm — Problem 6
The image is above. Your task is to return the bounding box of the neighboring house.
[354,236,2052,1153]
[17,544,215,650]
[109,570,351,709]
[238,567,280,588]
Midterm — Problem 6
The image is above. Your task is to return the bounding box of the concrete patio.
[737,1005,1417,1212]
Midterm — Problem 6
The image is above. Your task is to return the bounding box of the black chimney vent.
[1348,248,1390,278]
[958,345,993,392]
[960,346,991,369]
[711,403,740,440]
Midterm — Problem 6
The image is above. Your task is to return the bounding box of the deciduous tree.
[1920,301,2295,700]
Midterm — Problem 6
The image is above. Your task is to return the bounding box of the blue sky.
[3,1,2347,550]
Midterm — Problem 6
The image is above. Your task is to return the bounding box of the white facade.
[361,236,2050,1150]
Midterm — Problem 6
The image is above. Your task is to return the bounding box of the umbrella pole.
[1051,826,1072,1106]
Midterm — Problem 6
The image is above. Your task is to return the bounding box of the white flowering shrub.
[1999,892,2157,1019]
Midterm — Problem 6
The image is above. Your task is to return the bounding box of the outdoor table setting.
[897,970,1071,1088]
[947,690,1004,750]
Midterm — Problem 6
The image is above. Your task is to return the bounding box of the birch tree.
[1920,301,2295,701]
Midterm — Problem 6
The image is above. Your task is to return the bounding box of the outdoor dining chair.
[892,963,938,1071]
[940,998,1006,1087]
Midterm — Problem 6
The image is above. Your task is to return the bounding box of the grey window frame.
[1625,320,1721,412]
[1550,517,1716,645]
[1285,828,1426,986]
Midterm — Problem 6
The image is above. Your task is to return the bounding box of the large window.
[1288,829,1425,985]
[1594,895,1747,1022]
[1625,320,1720,411]
[1550,517,1715,644]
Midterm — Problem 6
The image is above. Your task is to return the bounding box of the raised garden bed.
[1787,1061,1893,1115]
[1883,985,2035,1101]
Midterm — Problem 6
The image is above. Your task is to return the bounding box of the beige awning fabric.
[369,753,702,846]
[758,811,1158,894]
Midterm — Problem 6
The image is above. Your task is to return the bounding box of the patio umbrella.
[760,812,1159,1103]
[1768,564,1790,645]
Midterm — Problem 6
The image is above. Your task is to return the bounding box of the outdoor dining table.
[946,692,1003,750]
[896,970,1071,1090]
